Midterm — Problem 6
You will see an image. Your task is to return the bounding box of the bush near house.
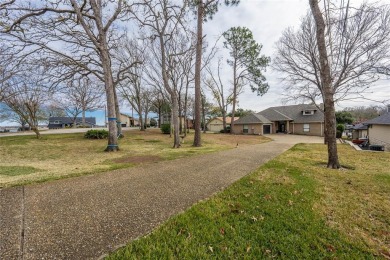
[84,129,109,139]
[160,124,171,134]
[336,124,345,138]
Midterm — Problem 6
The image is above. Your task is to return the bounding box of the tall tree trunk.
[193,0,203,147]
[113,88,123,138]
[183,82,189,137]
[179,95,183,134]
[230,61,238,134]
[144,109,148,131]
[222,111,227,133]
[82,109,86,126]
[31,126,41,139]
[72,117,77,128]
[202,94,206,133]
[158,106,161,128]
[101,50,119,151]
[139,104,144,131]
[309,0,340,168]
[171,93,181,148]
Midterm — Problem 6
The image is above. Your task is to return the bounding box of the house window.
[303,124,310,132]
[243,125,249,133]
[303,110,314,115]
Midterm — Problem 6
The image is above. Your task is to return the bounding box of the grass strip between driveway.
[108,144,390,259]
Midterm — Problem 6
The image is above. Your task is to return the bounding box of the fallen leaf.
[326,244,336,252]
[209,246,213,253]
[220,228,225,235]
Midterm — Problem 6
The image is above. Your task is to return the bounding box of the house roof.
[234,104,324,125]
[233,113,271,124]
[209,117,239,124]
[363,112,390,125]
[258,104,324,123]
[353,123,368,130]
[49,117,96,125]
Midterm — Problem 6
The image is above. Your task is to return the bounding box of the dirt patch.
[112,155,162,164]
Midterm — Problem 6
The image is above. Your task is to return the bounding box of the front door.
[263,125,271,134]
[278,121,286,133]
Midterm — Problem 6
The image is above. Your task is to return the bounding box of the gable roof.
[258,104,324,123]
[49,117,96,125]
[353,123,368,130]
[233,113,271,124]
[208,117,239,124]
[363,112,390,125]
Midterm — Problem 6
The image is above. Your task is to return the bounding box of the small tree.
[222,26,270,133]
[335,111,354,125]
[55,76,104,128]
[2,66,51,138]
[204,57,233,133]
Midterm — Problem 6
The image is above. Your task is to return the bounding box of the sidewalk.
[0,135,321,259]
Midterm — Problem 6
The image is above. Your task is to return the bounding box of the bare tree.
[0,0,135,151]
[2,66,51,138]
[274,1,390,168]
[0,106,28,130]
[55,76,104,127]
[203,57,233,133]
[131,0,189,148]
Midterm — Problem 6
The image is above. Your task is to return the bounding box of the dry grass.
[283,144,390,256]
[0,129,269,187]
[108,143,389,259]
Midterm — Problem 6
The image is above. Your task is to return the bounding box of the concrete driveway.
[0,134,324,259]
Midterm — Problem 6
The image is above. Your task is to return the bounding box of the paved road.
[0,135,324,260]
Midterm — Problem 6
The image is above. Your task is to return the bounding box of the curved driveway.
[0,134,324,259]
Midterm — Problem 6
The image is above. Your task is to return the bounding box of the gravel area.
[0,134,324,259]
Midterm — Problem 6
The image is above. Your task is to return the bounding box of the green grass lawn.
[108,144,390,259]
[0,129,269,187]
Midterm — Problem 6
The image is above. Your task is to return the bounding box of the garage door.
[263,125,271,134]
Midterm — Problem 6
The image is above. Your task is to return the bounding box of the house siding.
[119,114,131,127]
[208,119,224,132]
[232,124,264,135]
[352,129,368,139]
[292,122,323,136]
[368,125,390,151]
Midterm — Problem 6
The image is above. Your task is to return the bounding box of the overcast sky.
[203,0,390,112]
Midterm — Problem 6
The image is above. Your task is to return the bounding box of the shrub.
[336,131,342,138]
[219,128,230,133]
[160,124,171,134]
[336,124,345,133]
[84,129,109,139]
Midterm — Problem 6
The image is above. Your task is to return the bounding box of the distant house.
[160,113,194,129]
[352,123,368,139]
[48,117,96,129]
[232,104,324,136]
[363,107,390,151]
[207,117,239,132]
[119,113,137,127]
